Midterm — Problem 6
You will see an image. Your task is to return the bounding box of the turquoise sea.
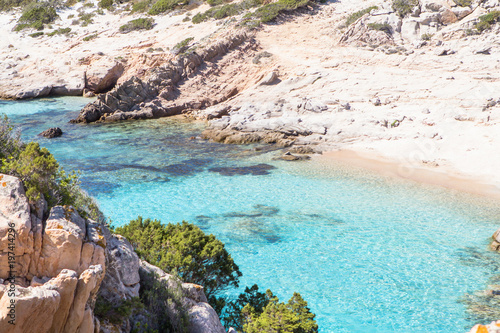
[2,97,500,332]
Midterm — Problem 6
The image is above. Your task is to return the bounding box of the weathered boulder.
[39,127,63,138]
[85,58,125,93]
[0,265,103,333]
[98,235,140,303]
[0,174,33,280]
[188,303,226,333]
[138,260,224,333]
[0,174,107,333]
[339,15,394,46]
[258,71,279,85]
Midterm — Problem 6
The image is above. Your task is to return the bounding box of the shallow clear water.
[2,97,500,332]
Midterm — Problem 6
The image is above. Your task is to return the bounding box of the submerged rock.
[280,151,311,161]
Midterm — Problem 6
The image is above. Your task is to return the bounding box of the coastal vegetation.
[116,216,319,332]
[392,0,418,18]
[47,27,71,36]
[367,22,392,34]
[192,0,264,24]
[148,0,188,15]
[119,17,154,32]
[83,32,98,41]
[115,217,242,302]
[192,0,311,25]
[98,0,113,9]
[243,291,318,333]
[13,2,58,31]
[0,115,104,222]
[475,10,500,32]
[344,6,377,26]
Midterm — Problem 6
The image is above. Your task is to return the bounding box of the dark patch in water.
[195,215,212,228]
[327,217,345,225]
[162,158,212,176]
[456,247,500,269]
[262,234,281,243]
[223,205,280,219]
[253,204,280,216]
[224,212,263,218]
[209,163,276,176]
[80,178,121,194]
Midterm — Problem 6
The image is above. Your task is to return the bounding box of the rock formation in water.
[39,127,63,138]
[0,173,225,333]
[71,32,252,124]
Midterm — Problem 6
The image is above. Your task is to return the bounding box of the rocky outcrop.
[85,58,125,94]
[0,74,85,100]
[138,260,226,333]
[0,174,105,332]
[0,173,226,333]
[340,14,396,46]
[39,127,63,138]
[72,32,250,124]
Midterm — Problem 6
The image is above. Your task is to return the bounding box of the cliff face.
[0,173,225,333]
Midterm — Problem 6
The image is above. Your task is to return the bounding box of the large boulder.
[39,127,63,139]
[0,174,107,333]
[98,235,140,303]
[85,57,125,94]
[0,265,104,333]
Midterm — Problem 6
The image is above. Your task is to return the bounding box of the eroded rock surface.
[0,173,225,333]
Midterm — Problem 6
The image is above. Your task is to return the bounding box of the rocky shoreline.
[4,0,500,330]
[0,174,225,333]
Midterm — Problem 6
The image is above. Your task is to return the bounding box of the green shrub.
[248,0,309,24]
[83,33,98,41]
[148,0,188,14]
[173,36,193,51]
[222,284,269,331]
[98,0,113,9]
[345,6,377,26]
[65,0,78,7]
[252,2,284,22]
[78,12,95,26]
[131,0,151,12]
[119,17,154,32]
[421,32,433,40]
[453,0,471,6]
[476,10,500,32]
[14,2,58,31]
[367,22,392,34]
[29,31,44,37]
[0,116,105,222]
[115,217,242,300]
[135,270,189,332]
[94,296,143,325]
[0,0,32,12]
[192,0,262,23]
[207,0,225,5]
[476,21,491,32]
[242,290,318,333]
[2,142,59,202]
[392,0,418,18]
[47,27,71,36]
[0,115,22,161]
